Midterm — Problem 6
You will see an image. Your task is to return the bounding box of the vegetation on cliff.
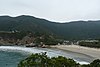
[18,53,100,67]
[0,31,62,45]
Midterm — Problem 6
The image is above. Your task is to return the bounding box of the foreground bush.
[18,53,100,67]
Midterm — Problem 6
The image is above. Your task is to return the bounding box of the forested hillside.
[0,15,100,40]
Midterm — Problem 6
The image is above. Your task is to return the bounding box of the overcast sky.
[0,0,100,22]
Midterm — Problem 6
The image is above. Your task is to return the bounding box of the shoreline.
[0,45,92,64]
[50,45,100,60]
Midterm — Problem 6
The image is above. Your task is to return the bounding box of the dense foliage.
[0,30,62,45]
[79,41,100,48]
[18,53,100,67]
[0,31,29,40]
[34,32,63,45]
[18,53,79,67]
[0,15,100,40]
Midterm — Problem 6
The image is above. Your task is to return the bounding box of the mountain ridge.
[0,15,100,40]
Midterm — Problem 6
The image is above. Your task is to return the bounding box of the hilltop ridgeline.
[0,15,100,40]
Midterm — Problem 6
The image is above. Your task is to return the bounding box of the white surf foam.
[0,46,90,65]
[75,60,90,65]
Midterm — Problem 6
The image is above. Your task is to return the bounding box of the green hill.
[0,15,100,40]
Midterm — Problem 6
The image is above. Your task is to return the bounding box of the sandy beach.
[51,45,100,60]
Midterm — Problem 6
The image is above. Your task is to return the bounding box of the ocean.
[0,46,92,67]
[0,50,27,67]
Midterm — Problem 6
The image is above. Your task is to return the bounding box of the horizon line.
[0,15,100,23]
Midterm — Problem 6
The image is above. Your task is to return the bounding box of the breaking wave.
[0,46,90,64]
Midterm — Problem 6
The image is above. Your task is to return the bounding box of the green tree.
[90,59,100,67]
[18,53,79,67]
[18,53,100,67]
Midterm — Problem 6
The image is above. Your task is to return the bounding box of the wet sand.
[51,45,100,60]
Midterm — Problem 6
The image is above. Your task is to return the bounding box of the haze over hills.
[0,15,100,40]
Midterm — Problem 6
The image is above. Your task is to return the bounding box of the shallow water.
[0,50,28,67]
[0,46,93,67]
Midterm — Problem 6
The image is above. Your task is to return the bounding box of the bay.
[0,46,92,67]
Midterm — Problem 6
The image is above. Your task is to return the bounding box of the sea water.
[0,50,28,67]
[0,46,91,67]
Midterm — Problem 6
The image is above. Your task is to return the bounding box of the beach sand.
[51,45,100,59]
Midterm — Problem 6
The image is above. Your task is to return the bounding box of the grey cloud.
[0,0,100,22]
